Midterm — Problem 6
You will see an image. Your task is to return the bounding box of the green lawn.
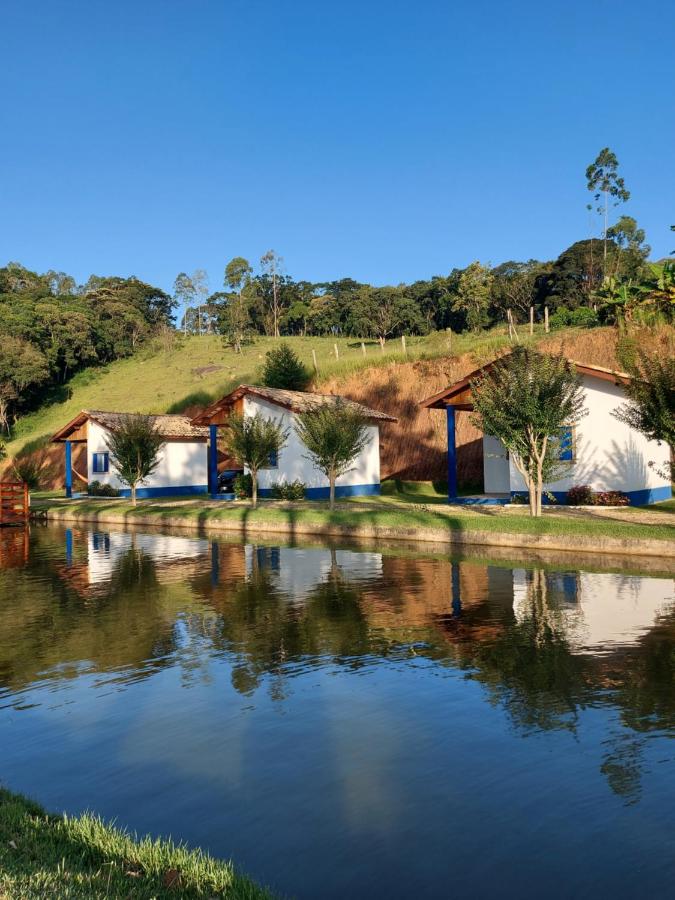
[36,493,675,544]
[0,788,271,899]
[8,326,552,458]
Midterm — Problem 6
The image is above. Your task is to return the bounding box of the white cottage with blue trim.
[421,359,672,506]
[191,385,396,499]
[52,410,209,498]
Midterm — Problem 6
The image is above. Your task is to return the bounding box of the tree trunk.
[251,470,258,509]
[131,483,137,507]
[329,471,336,510]
[528,477,537,517]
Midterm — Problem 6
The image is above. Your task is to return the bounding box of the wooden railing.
[0,481,29,526]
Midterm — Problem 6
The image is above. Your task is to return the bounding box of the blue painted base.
[452,497,510,506]
[509,485,672,507]
[117,485,209,499]
[258,483,381,500]
[210,493,236,501]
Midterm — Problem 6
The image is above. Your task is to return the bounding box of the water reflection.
[0,525,674,898]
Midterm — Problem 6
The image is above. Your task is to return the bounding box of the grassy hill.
[6,329,509,456]
[5,323,651,487]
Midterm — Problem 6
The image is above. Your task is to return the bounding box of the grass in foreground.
[36,492,675,543]
[0,788,271,900]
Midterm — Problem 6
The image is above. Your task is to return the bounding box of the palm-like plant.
[226,413,289,508]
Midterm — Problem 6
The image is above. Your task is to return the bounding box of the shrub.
[11,455,43,490]
[510,492,528,504]
[566,484,594,505]
[549,307,599,330]
[566,484,629,506]
[88,480,120,497]
[270,479,306,501]
[233,472,253,499]
[262,343,311,391]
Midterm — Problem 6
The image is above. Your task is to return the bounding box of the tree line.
[0,266,174,431]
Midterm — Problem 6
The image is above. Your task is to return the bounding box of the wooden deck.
[0,481,29,526]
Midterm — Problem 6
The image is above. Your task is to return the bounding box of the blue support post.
[65,528,73,565]
[210,541,220,587]
[451,561,462,616]
[446,406,457,501]
[209,425,218,497]
[65,440,72,498]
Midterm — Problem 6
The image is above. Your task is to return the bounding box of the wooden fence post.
[529,306,534,335]
[544,306,549,333]
[361,342,366,357]
[334,343,339,360]
[312,349,318,372]
[401,335,407,354]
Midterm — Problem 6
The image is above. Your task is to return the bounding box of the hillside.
[5,325,667,489]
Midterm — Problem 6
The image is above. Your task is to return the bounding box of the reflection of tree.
[471,569,585,734]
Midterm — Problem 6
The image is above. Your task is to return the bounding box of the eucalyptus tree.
[586,147,630,275]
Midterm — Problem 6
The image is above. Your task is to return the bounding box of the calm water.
[1,525,674,898]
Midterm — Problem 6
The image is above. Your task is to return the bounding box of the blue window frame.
[266,449,278,469]
[557,427,575,461]
[92,451,109,474]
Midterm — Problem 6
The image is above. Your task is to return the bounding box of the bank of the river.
[35,495,675,560]
[0,787,271,899]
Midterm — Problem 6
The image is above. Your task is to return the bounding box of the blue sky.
[2,0,673,294]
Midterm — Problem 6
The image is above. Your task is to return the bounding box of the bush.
[270,479,306,501]
[233,472,253,499]
[262,343,311,391]
[88,480,120,497]
[566,484,629,506]
[566,484,593,505]
[549,307,599,330]
[510,492,529,504]
[11,456,43,490]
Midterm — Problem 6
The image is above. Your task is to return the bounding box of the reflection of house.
[87,531,212,583]
[512,569,675,653]
[421,359,672,505]
[51,411,210,498]
[191,385,397,499]
[245,545,383,598]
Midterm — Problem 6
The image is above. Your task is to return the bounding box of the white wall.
[244,546,383,599]
[506,375,671,497]
[242,396,381,492]
[87,420,208,492]
[483,434,510,493]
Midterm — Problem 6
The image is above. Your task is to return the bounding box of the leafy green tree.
[491,260,544,319]
[0,335,49,433]
[586,148,630,275]
[452,261,494,330]
[105,415,166,506]
[350,286,425,346]
[259,250,284,337]
[295,399,370,509]
[606,216,650,278]
[471,348,587,517]
[612,340,675,480]
[262,343,310,390]
[221,257,254,351]
[226,413,289,508]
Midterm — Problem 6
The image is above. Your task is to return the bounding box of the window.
[557,427,575,462]
[92,451,109,474]
[265,449,278,469]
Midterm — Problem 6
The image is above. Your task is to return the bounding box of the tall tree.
[223,257,253,351]
[606,216,650,279]
[104,415,166,506]
[226,413,289,508]
[260,250,284,338]
[586,148,630,275]
[471,349,587,517]
[295,400,370,510]
[452,261,494,331]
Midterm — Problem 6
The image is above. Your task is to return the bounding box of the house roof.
[420,357,632,410]
[191,384,397,425]
[51,410,210,442]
